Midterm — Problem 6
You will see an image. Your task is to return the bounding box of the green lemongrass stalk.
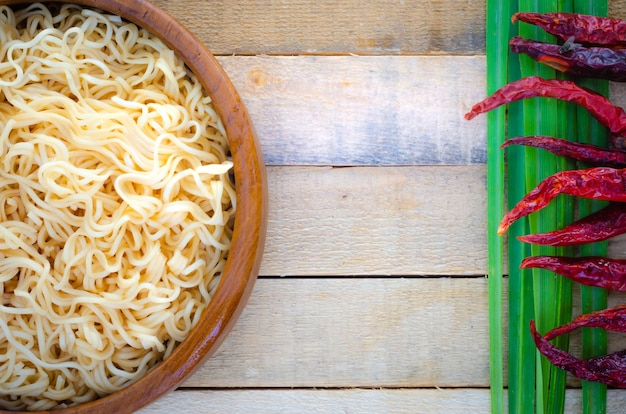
[506,125,536,414]
[485,1,515,412]
[576,110,609,414]
[490,1,608,413]
[548,4,575,414]
[505,15,537,414]
[517,0,572,412]
[572,5,609,414]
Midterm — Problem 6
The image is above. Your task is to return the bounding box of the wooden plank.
[216,55,626,167]
[216,55,488,166]
[150,0,626,56]
[138,389,626,414]
[184,277,493,388]
[260,165,626,276]
[151,0,486,56]
[260,165,488,276]
[177,277,626,388]
[139,389,494,414]
[147,0,626,56]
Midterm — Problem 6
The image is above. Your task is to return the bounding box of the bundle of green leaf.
[477,2,611,414]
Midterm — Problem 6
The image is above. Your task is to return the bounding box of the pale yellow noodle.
[0,3,234,410]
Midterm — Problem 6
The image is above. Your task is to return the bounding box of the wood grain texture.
[216,55,487,166]
[183,277,493,388]
[139,389,494,414]
[259,165,626,276]
[609,0,626,19]
[151,0,486,56]
[138,389,626,414]
[260,165,488,276]
[167,278,626,389]
[9,0,626,411]
[213,56,626,167]
[140,1,626,412]
[147,0,626,56]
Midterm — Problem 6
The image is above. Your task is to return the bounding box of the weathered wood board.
[259,165,626,276]
[217,55,488,166]
[261,165,488,276]
[160,28,626,414]
[185,277,491,388]
[134,0,626,412]
[139,389,626,414]
[170,278,626,389]
[147,0,626,56]
[152,0,486,56]
[216,55,626,167]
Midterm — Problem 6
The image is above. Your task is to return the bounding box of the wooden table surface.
[138,1,626,412]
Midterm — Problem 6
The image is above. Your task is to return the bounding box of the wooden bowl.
[0,0,267,413]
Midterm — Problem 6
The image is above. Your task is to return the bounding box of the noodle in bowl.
[0,1,265,412]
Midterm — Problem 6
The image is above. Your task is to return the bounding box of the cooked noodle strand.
[0,3,233,410]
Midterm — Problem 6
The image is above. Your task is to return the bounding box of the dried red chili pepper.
[498,167,626,235]
[470,10,626,391]
[542,304,626,339]
[517,203,626,245]
[531,318,626,388]
[502,136,626,167]
[509,36,626,82]
[464,76,626,147]
[521,255,626,291]
[513,12,626,47]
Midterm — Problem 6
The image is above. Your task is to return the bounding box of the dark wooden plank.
[152,0,486,55]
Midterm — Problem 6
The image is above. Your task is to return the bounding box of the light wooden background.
[138,0,626,412]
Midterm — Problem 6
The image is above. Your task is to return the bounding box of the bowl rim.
[0,1,267,413]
